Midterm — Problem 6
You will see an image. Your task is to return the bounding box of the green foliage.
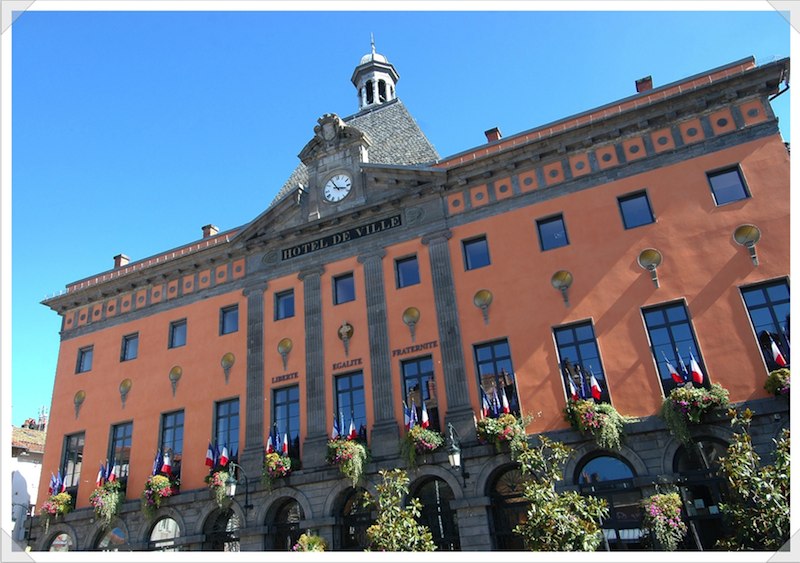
[660,383,729,444]
[141,474,177,520]
[292,532,328,551]
[513,436,609,551]
[326,438,370,486]
[400,426,444,467]
[262,452,292,490]
[89,480,123,529]
[39,492,73,533]
[716,408,790,550]
[765,368,790,397]
[205,470,231,510]
[563,399,636,450]
[365,469,436,551]
[476,413,530,453]
[640,491,687,551]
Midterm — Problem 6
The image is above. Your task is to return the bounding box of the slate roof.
[271,99,439,206]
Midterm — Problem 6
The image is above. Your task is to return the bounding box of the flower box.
[326,438,369,486]
[660,382,730,444]
[401,426,444,467]
[563,399,635,451]
[89,481,122,528]
[765,368,790,397]
[141,474,176,520]
[262,452,292,490]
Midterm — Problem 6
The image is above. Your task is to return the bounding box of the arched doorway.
[673,438,729,550]
[47,532,73,551]
[413,477,460,550]
[148,517,181,551]
[202,508,240,551]
[268,499,304,551]
[575,453,643,550]
[339,487,373,550]
[488,466,528,550]
[95,525,129,551]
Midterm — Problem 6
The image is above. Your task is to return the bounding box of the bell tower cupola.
[351,35,399,111]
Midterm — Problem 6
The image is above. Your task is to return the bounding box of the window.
[617,191,655,229]
[536,214,569,251]
[109,422,133,488]
[741,280,790,370]
[160,410,184,479]
[61,432,85,491]
[401,356,440,431]
[274,290,295,320]
[474,339,519,415]
[272,386,300,458]
[707,167,749,205]
[149,517,181,551]
[219,305,239,335]
[335,372,367,438]
[76,346,93,373]
[168,320,187,348]
[554,321,609,403]
[120,333,139,361]
[643,302,708,394]
[395,255,420,288]
[214,399,240,454]
[414,478,460,550]
[462,236,491,270]
[333,273,355,305]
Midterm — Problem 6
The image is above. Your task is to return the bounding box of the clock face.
[323,174,352,202]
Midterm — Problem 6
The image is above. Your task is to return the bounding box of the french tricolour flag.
[219,446,229,467]
[500,386,510,414]
[663,353,684,384]
[348,418,358,440]
[771,336,788,367]
[480,389,490,418]
[331,415,341,439]
[568,377,579,401]
[689,352,705,385]
[205,442,215,467]
[403,402,412,430]
[161,451,173,475]
[589,374,603,401]
[421,400,430,429]
[282,433,289,454]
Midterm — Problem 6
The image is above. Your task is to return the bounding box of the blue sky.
[7,5,793,426]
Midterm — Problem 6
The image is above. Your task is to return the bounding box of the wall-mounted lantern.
[637,248,663,288]
[402,307,420,342]
[277,338,293,371]
[473,289,493,324]
[550,270,573,307]
[168,366,182,397]
[733,224,761,266]
[221,353,235,384]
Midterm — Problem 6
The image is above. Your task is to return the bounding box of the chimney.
[636,75,653,93]
[484,127,502,143]
[113,254,130,269]
[202,224,219,239]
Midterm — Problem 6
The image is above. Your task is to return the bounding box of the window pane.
[334,274,355,304]
[708,168,749,205]
[170,321,186,348]
[537,215,569,251]
[275,291,295,320]
[396,256,420,288]
[221,306,239,334]
[618,192,654,229]
[463,237,490,270]
[643,303,706,394]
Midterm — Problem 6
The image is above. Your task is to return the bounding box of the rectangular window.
[401,356,440,431]
[707,167,750,205]
[643,302,708,394]
[215,399,240,454]
[618,191,655,229]
[109,422,133,489]
[169,319,187,349]
[76,346,93,373]
[537,214,569,251]
[334,273,355,305]
[554,321,609,403]
[220,305,239,335]
[120,333,139,361]
[741,280,790,370]
[160,410,184,479]
[395,255,421,288]
[335,372,367,438]
[272,386,300,458]
[474,339,519,416]
[462,236,491,270]
[274,290,295,321]
[61,432,85,491]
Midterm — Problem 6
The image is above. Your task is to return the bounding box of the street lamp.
[224,462,253,511]
[446,423,470,488]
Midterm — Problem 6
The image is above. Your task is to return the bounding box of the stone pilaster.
[241,283,266,477]
[299,266,328,467]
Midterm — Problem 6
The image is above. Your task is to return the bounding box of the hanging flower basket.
[326,438,369,486]
[262,452,292,490]
[765,368,790,397]
[141,474,176,520]
[476,413,528,452]
[205,470,231,509]
[89,480,123,529]
[563,399,636,451]
[39,492,73,533]
[401,426,444,467]
[292,532,328,552]
[641,491,688,551]
[660,383,730,444]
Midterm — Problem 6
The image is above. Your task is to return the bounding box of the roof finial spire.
[370,32,376,56]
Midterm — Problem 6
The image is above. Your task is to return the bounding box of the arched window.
[489,466,528,550]
[149,517,180,551]
[413,478,460,550]
[575,454,642,550]
[340,488,373,550]
[96,526,129,551]
[203,508,240,551]
[365,80,374,105]
[378,80,387,102]
[269,499,304,551]
[48,532,73,551]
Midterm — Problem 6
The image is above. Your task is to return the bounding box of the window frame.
[617,190,655,230]
[160,410,185,478]
[219,305,239,335]
[61,432,85,492]
[334,371,367,437]
[473,339,520,416]
[462,236,491,271]
[75,345,93,373]
[707,165,750,206]
[272,385,301,459]
[395,255,421,289]
[108,421,133,489]
[536,213,570,251]
[333,273,356,305]
[401,355,441,432]
[214,398,240,455]
[553,320,610,404]
[168,319,187,349]
[120,333,139,362]
[274,289,295,321]
[740,278,790,370]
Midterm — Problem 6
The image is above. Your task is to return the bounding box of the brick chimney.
[113,254,130,269]
[636,75,653,93]
[202,224,219,239]
[485,127,502,143]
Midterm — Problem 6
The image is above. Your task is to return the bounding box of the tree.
[365,469,436,551]
[716,408,790,550]
[514,436,609,551]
